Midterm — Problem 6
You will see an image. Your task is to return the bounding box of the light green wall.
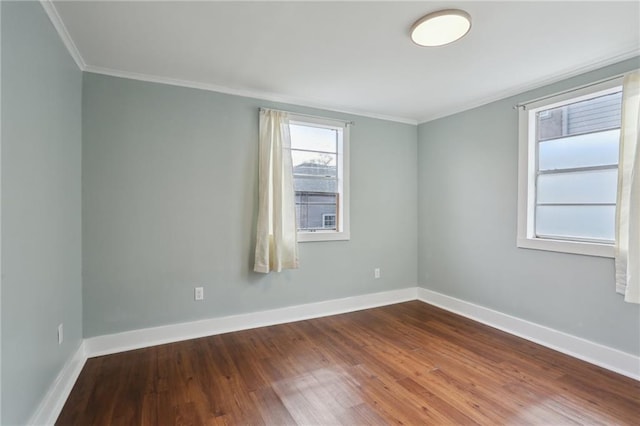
[1,3,637,422]
[417,57,640,356]
[1,2,83,424]
[82,72,418,337]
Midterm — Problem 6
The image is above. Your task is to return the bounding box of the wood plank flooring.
[57,301,640,425]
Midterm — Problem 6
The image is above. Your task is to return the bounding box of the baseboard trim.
[29,286,638,425]
[28,341,88,426]
[84,287,418,357]
[417,287,640,380]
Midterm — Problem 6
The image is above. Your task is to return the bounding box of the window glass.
[536,169,618,205]
[288,116,349,241]
[532,88,622,244]
[290,124,338,152]
[536,91,622,140]
[291,151,337,176]
[535,205,615,242]
[538,129,619,170]
[295,192,337,231]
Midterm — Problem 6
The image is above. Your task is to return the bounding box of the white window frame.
[517,77,623,257]
[288,114,350,242]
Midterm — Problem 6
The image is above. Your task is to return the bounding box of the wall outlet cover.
[195,287,204,301]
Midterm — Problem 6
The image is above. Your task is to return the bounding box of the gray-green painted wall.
[417,57,640,356]
[82,72,418,337]
[1,2,83,425]
[2,3,638,421]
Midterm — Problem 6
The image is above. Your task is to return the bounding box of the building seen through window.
[290,122,340,232]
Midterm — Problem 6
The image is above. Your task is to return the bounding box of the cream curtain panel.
[254,109,299,273]
[615,70,640,303]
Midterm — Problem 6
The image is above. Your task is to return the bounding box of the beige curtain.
[615,70,640,303]
[254,109,299,273]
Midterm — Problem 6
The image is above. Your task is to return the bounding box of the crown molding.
[36,0,639,127]
[40,0,416,126]
[418,48,640,124]
[83,65,418,125]
[39,0,86,70]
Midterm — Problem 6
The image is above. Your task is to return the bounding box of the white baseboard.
[28,286,638,425]
[417,287,640,380]
[84,287,418,357]
[28,342,87,426]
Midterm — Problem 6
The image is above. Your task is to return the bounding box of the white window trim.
[288,114,350,243]
[517,77,623,258]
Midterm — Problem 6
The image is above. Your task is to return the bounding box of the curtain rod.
[259,107,355,126]
[513,73,626,110]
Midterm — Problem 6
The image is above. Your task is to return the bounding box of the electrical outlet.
[194,287,204,301]
[374,268,381,279]
[58,323,64,345]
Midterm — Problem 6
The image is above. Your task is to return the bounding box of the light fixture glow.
[410,9,471,47]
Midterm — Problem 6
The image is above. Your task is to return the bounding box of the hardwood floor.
[57,301,640,425]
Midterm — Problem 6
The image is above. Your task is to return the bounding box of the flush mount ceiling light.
[410,9,472,47]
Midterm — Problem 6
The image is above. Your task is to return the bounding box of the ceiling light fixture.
[410,9,472,47]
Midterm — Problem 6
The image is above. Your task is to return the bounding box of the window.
[289,114,350,242]
[517,78,623,257]
[322,213,336,229]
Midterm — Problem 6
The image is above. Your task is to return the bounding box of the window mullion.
[537,164,618,175]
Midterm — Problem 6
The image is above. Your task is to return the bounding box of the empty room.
[2,1,640,425]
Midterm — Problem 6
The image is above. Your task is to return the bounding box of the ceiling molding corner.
[39,0,86,71]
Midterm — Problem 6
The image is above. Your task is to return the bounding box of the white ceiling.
[48,1,640,124]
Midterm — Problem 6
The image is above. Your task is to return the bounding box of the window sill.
[298,230,350,242]
[517,237,614,258]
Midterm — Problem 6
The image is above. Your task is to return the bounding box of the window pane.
[567,91,622,135]
[535,205,615,241]
[538,129,620,170]
[296,192,337,231]
[294,176,337,193]
[537,91,622,141]
[322,214,336,229]
[537,169,617,204]
[290,124,338,153]
[292,151,337,176]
